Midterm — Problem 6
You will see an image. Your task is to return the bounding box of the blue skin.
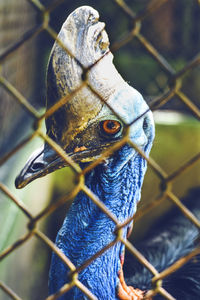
[49,89,155,299]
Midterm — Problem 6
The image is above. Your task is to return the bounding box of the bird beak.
[15,145,65,189]
[15,141,110,189]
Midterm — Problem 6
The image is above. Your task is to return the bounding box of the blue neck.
[49,150,147,299]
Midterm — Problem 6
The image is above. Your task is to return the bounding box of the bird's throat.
[49,154,147,299]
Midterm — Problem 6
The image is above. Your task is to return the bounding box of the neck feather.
[49,153,147,299]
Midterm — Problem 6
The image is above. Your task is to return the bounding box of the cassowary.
[15,6,200,300]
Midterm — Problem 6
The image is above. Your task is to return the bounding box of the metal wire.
[0,0,200,299]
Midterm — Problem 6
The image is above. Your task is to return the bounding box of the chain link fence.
[0,0,200,299]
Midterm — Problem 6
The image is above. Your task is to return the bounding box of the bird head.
[15,6,154,189]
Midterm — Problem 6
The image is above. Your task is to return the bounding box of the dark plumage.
[125,188,200,299]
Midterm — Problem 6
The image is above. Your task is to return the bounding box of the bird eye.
[101,120,121,135]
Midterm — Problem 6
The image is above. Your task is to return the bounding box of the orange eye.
[101,120,121,135]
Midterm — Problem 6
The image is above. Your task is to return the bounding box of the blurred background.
[0,0,200,299]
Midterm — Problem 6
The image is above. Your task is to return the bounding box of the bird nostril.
[31,162,44,172]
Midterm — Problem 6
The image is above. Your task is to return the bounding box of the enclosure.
[0,0,200,299]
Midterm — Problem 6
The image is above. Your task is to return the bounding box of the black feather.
[124,188,200,299]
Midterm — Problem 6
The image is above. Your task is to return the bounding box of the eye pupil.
[101,120,121,135]
[107,121,116,129]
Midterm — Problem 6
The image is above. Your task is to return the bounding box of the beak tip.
[15,175,24,189]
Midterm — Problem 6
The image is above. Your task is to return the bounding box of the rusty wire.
[0,0,200,299]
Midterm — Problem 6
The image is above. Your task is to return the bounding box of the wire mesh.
[0,0,200,299]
